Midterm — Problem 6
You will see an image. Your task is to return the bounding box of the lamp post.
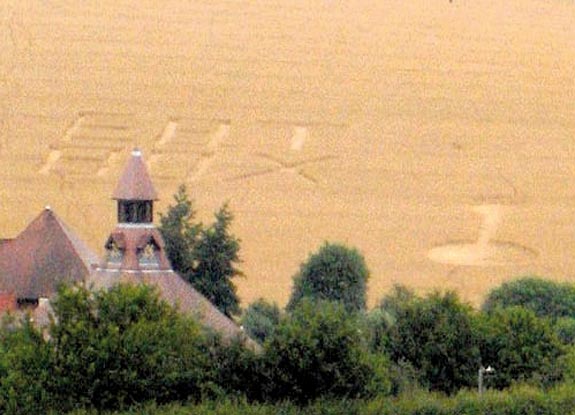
[478,366,495,396]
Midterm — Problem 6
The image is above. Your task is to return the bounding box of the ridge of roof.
[0,208,99,298]
[49,209,100,271]
[112,148,158,201]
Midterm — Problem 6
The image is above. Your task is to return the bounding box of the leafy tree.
[378,284,417,323]
[363,307,394,354]
[48,284,211,411]
[0,318,53,415]
[191,204,242,317]
[558,345,575,384]
[287,242,369,313]
[478,306,564,389]
[206,335,263,401]
[159,186,242,317]
[482,276,575,320]
[263,299,377,403]
[241,298,282,344]
[363,286,417,358]
[387,291,481,394]
[555,317,575,345]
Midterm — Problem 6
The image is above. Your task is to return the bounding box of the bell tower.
[89,148,258,348]
[100,148,171,272]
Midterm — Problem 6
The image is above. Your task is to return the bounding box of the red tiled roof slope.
[112,149,158,201]
[0,208,99,298]
[88,269,259,349]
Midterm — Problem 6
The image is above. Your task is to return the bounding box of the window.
[138,242,159,266]
[118,201,153,223]
[17,298,39,309]
[106,239,123,263]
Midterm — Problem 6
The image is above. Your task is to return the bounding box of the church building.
[0,149,250,344]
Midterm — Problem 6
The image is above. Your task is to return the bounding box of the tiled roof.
[0,208,99,299]
[88,268,259,349]
[112,149,158,201]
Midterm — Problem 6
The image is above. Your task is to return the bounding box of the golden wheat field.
[0,0,574,307]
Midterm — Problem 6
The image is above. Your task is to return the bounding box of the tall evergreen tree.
[158,185,200,275]
[192,204,242,317]
[159,186,242,317]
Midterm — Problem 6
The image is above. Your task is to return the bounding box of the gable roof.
[0,208,99,298]
[112,149,158,201]
[88,268,258,349]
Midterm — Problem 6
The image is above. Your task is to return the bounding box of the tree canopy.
[387,291,481,394]
[158,185,200,275]
[159,185,242,317]
[482,276,575,320]
[241,298,282,344]
[0,284,213,414]
[287,242,369,313]
[192,204,242,317]
[478,306,564,388]
[262,299,378,403]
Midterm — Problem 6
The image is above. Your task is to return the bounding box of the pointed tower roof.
[0,208,99,298]
[112,148,158,201]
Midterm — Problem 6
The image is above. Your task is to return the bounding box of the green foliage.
[386,359,422,397]
[478,306,565,389]
[241,298,282,344]
[554,317,575,345]
[192,204,242,317]
[365,285,418,356]
[159,186,242,317]
[387,291,481,394]
[557,346,575,384]
[0,284,213,413]
[482,276,575,320]
[158,185,200,275]
[287,242,369,313]
[262,300,377,403]
[205,335,263,401]
[60,383,575,415]
[365,383,575,415]
[0,318,53,414]
[51,284,212,411]
[363,307,394,354]
[378,284,417,323]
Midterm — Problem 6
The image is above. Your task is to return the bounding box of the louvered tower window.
[118,200,153,223]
